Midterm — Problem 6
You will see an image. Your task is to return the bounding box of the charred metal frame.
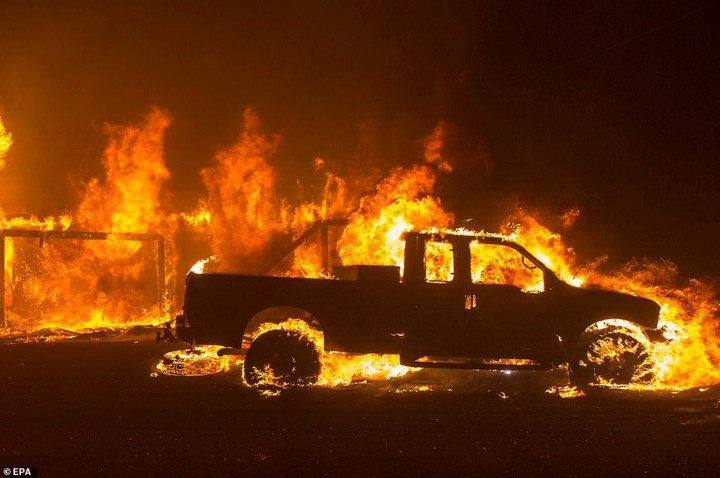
[260,219,348,275]
[0,229,166,329]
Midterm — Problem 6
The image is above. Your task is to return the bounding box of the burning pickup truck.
[176,231,662,388]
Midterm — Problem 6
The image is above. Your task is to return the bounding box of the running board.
[405,355,553,371]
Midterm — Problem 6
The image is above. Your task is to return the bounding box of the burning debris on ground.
[155,345,240,377]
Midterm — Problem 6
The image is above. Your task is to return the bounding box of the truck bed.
[182,271,405,353]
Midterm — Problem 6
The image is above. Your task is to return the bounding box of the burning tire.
[243,329,321,388]
[570,330,654,387]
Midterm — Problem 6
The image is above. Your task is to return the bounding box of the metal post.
[0,233,5,329]
[320,221,329,272]
[157,235,166,313]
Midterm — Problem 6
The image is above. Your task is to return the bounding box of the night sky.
[1,1,719,278]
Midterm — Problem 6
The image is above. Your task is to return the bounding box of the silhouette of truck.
[176,231,662,387]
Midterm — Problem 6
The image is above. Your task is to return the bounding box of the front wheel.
[243,329,321,388]
[569,331,654,387]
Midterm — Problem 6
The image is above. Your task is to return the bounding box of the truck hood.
[561,283,661,330]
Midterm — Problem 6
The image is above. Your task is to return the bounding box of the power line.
[524,2,717,81]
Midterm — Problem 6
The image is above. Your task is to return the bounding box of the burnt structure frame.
[0,229,166,329]
[260,219,349,275]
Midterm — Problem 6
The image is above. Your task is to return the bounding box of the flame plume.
[337,119,453,271]
[75,107,171,234]
[289,157,351,233]
[337,164,453,270]
[502,208,583,286]
[422,120,451,172]
[199,107,283,273]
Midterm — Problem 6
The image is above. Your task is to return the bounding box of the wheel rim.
[583,332,653,385]
[243,329,321,387]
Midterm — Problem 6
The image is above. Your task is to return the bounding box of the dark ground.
[1,341,719,477]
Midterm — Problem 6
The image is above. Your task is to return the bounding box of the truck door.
[459,240,559,362]
[401,237,468,360]
[402,237,560,366]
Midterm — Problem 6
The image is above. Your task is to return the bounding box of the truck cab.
[400,232,659,375]
[399,231,565,369]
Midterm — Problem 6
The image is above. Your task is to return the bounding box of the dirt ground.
[1,340,719,477]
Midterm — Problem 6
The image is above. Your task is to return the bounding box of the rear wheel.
[570,330,654,387]
[243,329,321,388]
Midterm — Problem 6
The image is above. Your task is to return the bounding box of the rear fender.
[243,306,324,350]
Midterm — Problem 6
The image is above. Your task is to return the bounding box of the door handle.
[464,294,477,310]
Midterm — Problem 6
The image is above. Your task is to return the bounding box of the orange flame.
[584,260,720,389]
[422,120,451,172]
[0,114,12,170]
[337,164,453,270]
[289,157,351,233]
[3,109,174,333]
[505,209,720,389]
[199,107,283,273]
[155,345,240,377]
[75,107,171,234]
[503,208,584,286]
[180,200,212,228]
[250,319,415,388]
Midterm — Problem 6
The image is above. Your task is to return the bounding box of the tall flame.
[337,164,453,270]
[199,107,283,273]
[75,107,171,234]
[503,209,584,286]
[337,119,453,270]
